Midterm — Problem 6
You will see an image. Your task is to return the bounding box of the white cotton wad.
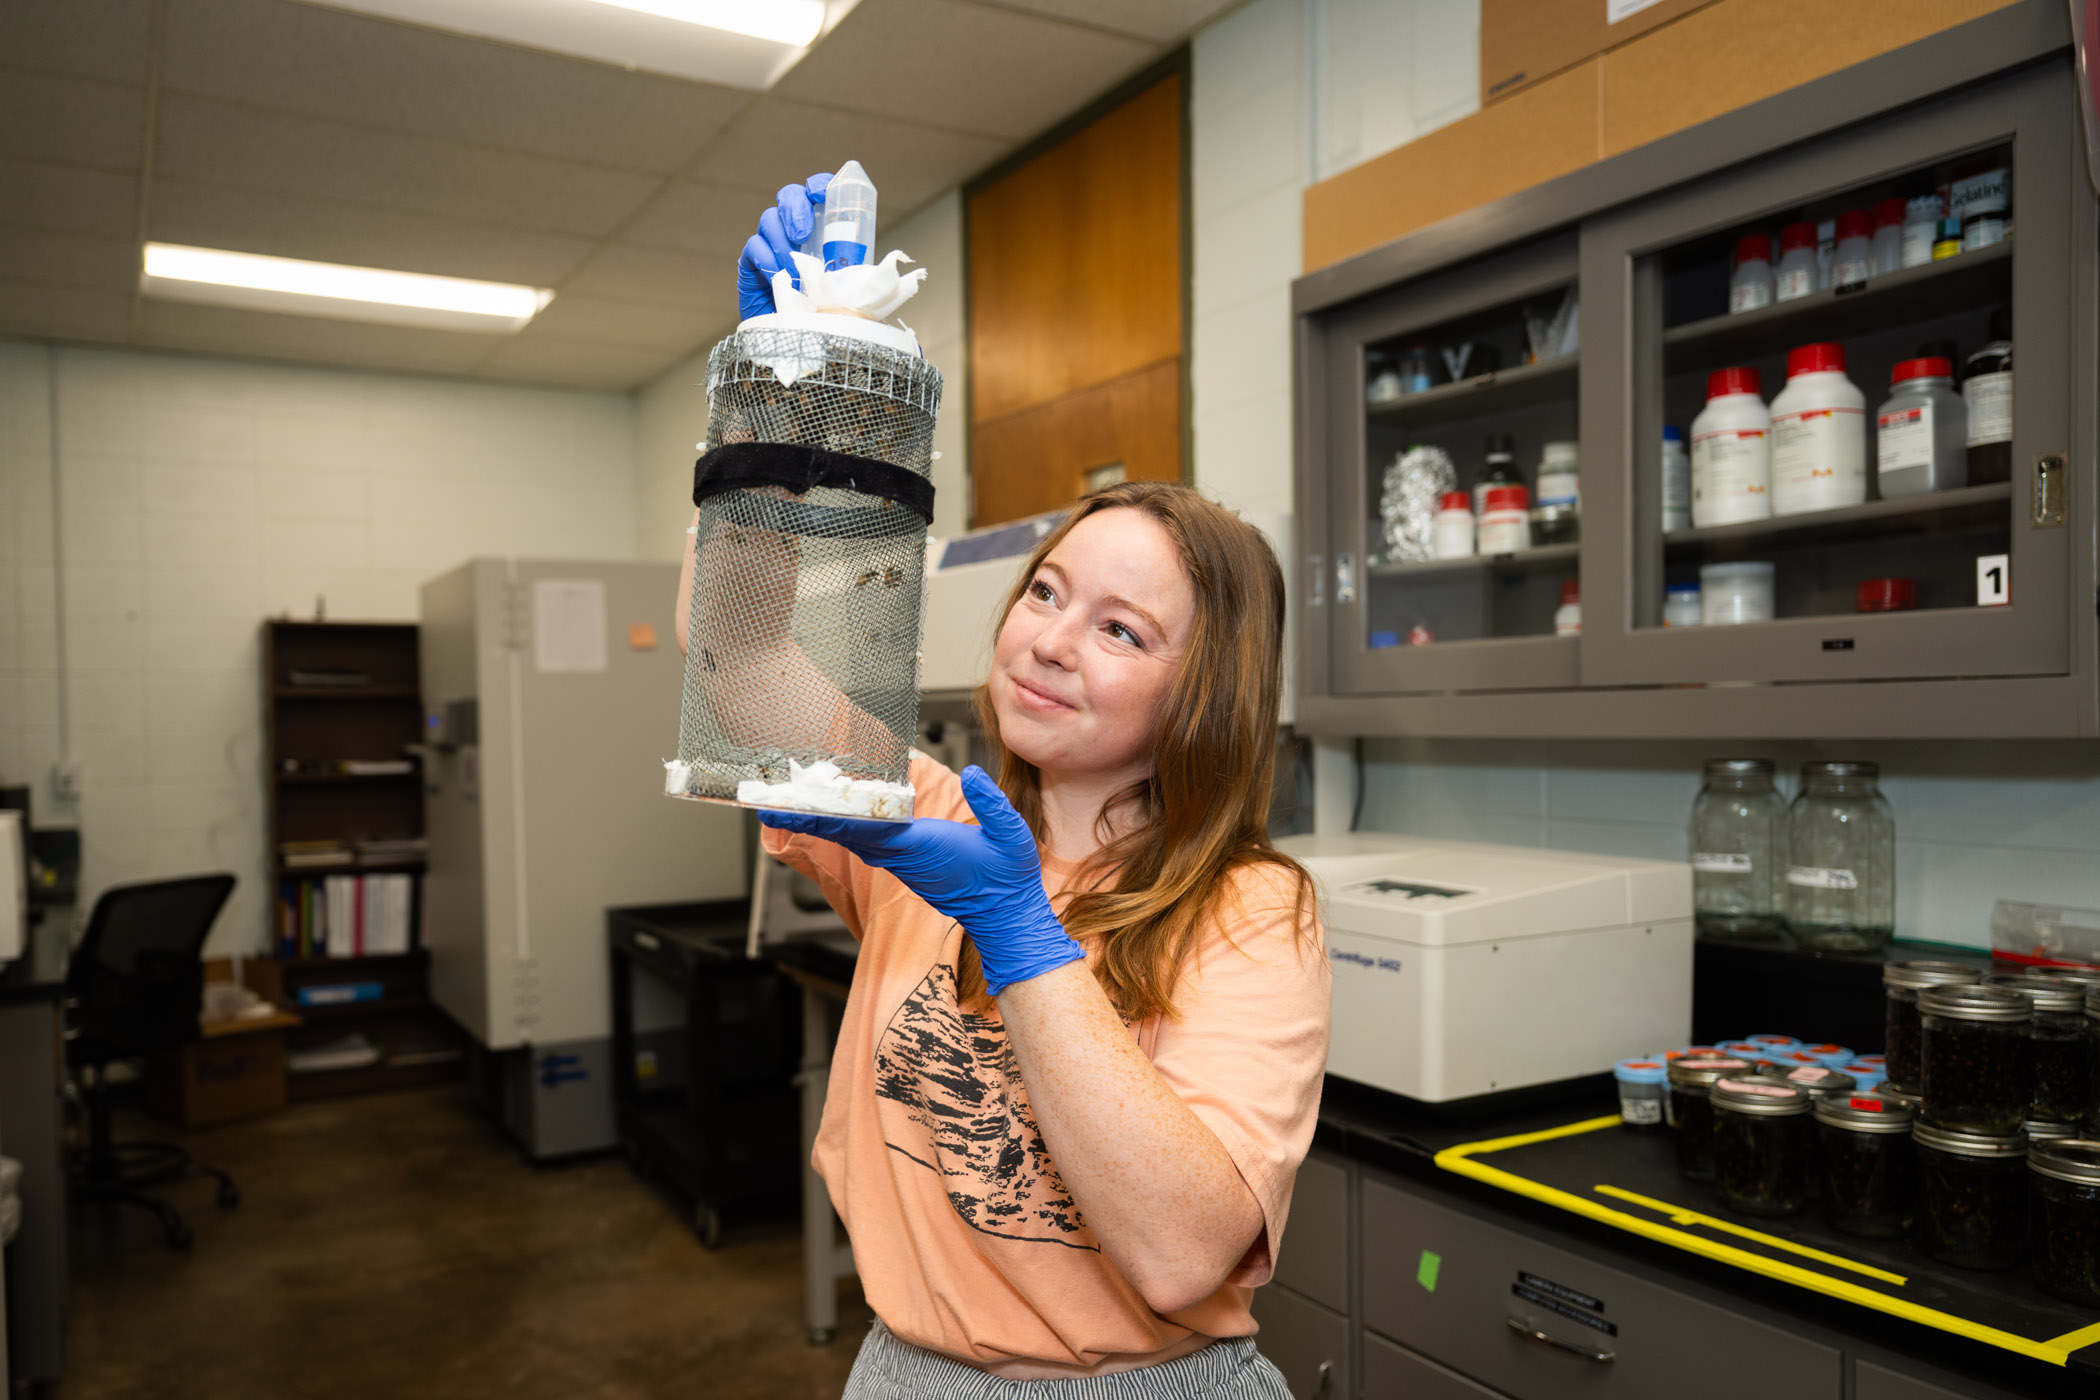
[736,759,914,821]
[770,250,926,323]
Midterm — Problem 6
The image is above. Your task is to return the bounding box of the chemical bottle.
[1775,222,1819,301]
[1533,440,1580,545]
[1664,583,1703,628]
[819,160,878,271]
[1931,217,1962,260]
[1830,210,1873,291]
[1876,357,1968,497]
[1869,198,1905,276]
[1434,492,1475,559]
[1554,579,1582,636]
[1478,486,1532,554]
[1953,164,2009,251]
[1900,196,1943,267]
[1473,435,1521,516]
[1690,367,1771,528]
[1769,343,1866,516]
[1661,426,1691,532]
[1729,235,1774,314]
[1963,309,2012,485]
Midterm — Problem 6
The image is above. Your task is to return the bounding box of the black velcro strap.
[694,441,934,525]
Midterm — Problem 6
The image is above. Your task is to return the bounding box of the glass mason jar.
[1883,960,1982,1088]
[1712,1076,1814,1217]
[1667,1055,1753,1181]
[1815,1091,1916,1238]
[1764,1063,1858,1101]
[1919,984,2033,1136]
[1690,759,1788,939]
[1991,976,2088,1125]
[2031,1139,2100,1304]
[2089,988,2100,1137]
[1784,761,1896,951]
[1914,1121,2028,1270]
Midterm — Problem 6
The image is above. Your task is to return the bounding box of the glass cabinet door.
[1580,62,2078,688]
[1313,234,1585,696]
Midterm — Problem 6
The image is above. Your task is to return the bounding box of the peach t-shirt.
[761,753,1331,1374]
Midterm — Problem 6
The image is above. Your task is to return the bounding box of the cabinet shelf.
[1662,481,2010,553]
[1366,355,1577,426]
[276,770,419,784]
[1370,542,1580,579]
[273,686,419,699]
[1662,241,2011,365]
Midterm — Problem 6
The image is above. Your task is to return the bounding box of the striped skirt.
[840,1319,1294,1400]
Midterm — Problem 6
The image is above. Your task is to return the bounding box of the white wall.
[632,189,971,562]
[0,340,637,956]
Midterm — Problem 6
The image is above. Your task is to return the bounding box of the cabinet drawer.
[1250,1284,1349,1400]
[1854,1359,2028,1400]
[1362,1332,1513,1399]
[1361,1175,1840,1400]
[1274,1147,1349,1312]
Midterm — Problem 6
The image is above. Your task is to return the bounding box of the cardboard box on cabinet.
[1482,0,1718,105]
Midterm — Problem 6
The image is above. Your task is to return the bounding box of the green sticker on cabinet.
[1417,1250,1441,1292]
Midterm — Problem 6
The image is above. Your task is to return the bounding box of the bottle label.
[1900,226,1936,267]
[1770,407,1866,513]
[1620,1096,1664,1126]
[1950,168,2009,221]
[1876,403,1935,473]
[1730,281,1771,314]
[1831,255,1871,287]
[1966,372,2012,446]
[1776,266,1815,300]
[1694,852,1753,873]
[1788,866,1859,890]
[1690,428,1769,526]
[1536,467,1580,508]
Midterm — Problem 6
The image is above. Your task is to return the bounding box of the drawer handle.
[1314,1359,1333,1395]
[1505,1316,1614,1364]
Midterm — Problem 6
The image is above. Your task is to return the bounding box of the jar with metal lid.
[1879,1080,1922,1116]
[1668,1056,1753,1181]
[1784,761,1895,951]
[1920,984,2033,1135]
[1689,759,1787,940]
[1764,1063,1858,1101]
[1914,1122,2027,1270]
[2031,1139,2100,1303]
[1712,1076,1814,1217]
[1815,1092,1916,1238]
[1884,961,1981,1087]
[2089,987,2100,1136]
[1991,975,2088,1125]
[2026,1117,2081,1144]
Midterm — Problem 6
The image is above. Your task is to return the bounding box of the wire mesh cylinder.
[673,326,943,805]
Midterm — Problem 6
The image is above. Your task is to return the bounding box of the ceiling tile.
[690,98,1006,225]
[0,0,154,84]
[985,0,1235,43]
[0,229,139,293]
[148,178,597,285]
[0,278,133,342]
[558,242,742,316]
[0,70,146,171]
[0,158,139,237]
[153,92,664,238]
[162,0,753,174]
[526,295,725,352]
[135,299,497,375]
[617,179,771,257]
[772,0,1153,140]
[474,336,685,392]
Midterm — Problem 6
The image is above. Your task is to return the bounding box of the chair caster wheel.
[217,1183,240,1210]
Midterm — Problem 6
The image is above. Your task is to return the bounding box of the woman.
[746,480,1331,1396]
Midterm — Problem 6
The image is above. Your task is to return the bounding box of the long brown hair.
[964,481,1314,1021]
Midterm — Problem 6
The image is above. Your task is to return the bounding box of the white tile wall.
[0,339,637,956]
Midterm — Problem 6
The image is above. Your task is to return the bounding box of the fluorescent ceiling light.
[306,0,854,90]
[141,244,554,334]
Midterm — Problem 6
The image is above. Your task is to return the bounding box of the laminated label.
[1776,267,1815,300]
[1690,428,1769,525]
[1770,407,1866,514]
[1787,866,1859,890]
[1877,404,1934,473]
[1693,852,1753,873]
[1619,1096,1664,1124]
[1966,372,2012,446]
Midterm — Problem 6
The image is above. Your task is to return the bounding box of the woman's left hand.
[758,765,1086,995]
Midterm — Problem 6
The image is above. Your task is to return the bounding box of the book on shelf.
[278,872,417,959]
[280,839,353,869]
[288,1033,382,1074]
[339,759,415,775]
[353,836,428,861]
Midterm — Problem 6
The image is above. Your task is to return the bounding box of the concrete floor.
[60,1086,871,1400]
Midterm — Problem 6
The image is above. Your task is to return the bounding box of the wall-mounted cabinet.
[1292,5,2096,739]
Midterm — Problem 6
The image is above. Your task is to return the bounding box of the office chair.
[66,874,241,1250]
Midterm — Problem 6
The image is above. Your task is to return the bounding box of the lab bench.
[1260,1076,2093,1400]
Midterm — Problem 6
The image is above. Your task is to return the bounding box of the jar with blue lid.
[1840,1062,1888,1092]
[1614,1057,1669,1132]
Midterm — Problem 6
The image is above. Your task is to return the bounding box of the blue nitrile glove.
[736,173,832,320]
[758,765,1086,996]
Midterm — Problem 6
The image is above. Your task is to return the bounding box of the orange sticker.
[628,622,658,650]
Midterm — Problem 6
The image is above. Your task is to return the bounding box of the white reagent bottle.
[1769,342,1867,516]
[1690,367,1772,528]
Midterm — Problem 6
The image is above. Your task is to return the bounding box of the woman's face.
[989,508,1195,786]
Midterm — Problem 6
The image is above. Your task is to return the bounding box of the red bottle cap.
[1891,356,1952,383]
[1857,577,1918,612]
[1874,196,1907,229]
[1560,578,1580,604]
[1705,366,1762,399]
[1836,209,1873,241]
[1484,485,1529,512]
[1438,491,1472,512]
[1786,342,1846,377]
[1732,234,1771,266]
[1779,220,1819,252]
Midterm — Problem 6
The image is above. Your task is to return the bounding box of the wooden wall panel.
[971,360,1180,527]
[968,72,1183,426]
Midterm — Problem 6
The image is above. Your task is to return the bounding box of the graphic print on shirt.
[872,958,1097,1250]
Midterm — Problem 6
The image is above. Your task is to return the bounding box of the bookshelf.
[262,621,465,1101]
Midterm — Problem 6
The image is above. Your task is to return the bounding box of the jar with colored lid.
[1689,758,1786,940]
[1764,1062,1859,1101]
[1667,1055,1753,1182]
[1784,760,1894,952]
[1919,984,2033,1136]
[1613,1057,1668,1132]
[1769,342,1867,517]
[1799,1042,1854,1068]
[1712,1076,1814,1217]
[1774,221,1819,301]
[1914,1121,2027,1270]
[1816,1091,1916,1238]
[1884,960,1981,1087]
[1700,561,1775,626]
[1433,491,1474,559]
[1728,234,1774,314]
[2026,1117,2081,1144]
[2031,1139,2100,1303]
[1990,975,2088,1125]
[1746,1034,1801,1056]
[1838,1061,1887,1092]
[1876,357,1968,497]
[1856,577,1916,612]
[1477,485,1531,555]
[1663,583,1702,627]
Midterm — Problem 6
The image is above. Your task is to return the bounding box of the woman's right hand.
[736,173,833,319]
